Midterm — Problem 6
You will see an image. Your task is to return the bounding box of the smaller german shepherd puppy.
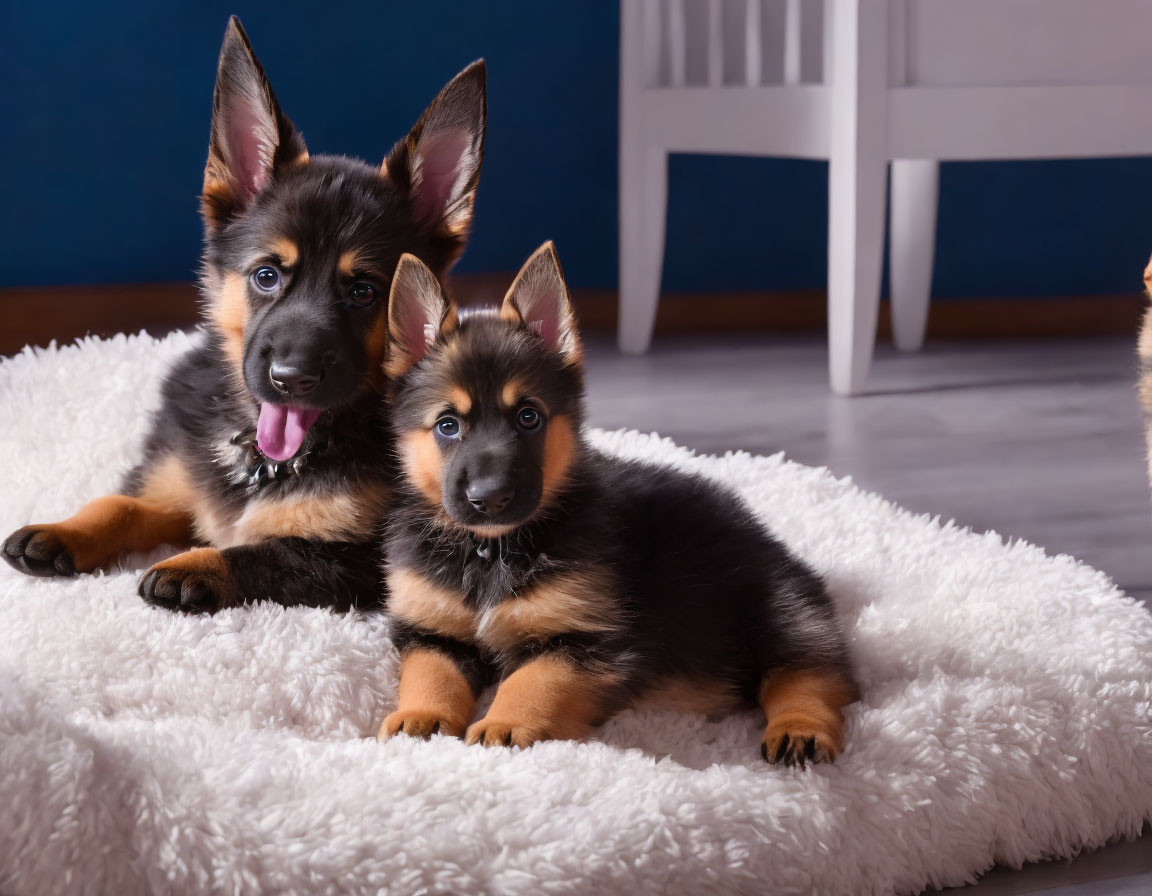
[377,244,857,765]
[2,18,485,613]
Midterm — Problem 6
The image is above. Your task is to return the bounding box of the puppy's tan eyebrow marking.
[339,250,362,278]
[268,238,299,268]
[500,380,526,410]
[420,388,474,429]
[449,387,473,416]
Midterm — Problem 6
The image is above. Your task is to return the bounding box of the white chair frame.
[619,0,1152,394]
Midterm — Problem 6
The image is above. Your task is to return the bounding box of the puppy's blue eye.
[253,266,280,291]
[436,416,460,438]
[516,407,541,431]
[347,282,378,308]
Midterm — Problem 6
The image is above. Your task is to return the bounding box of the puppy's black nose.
[269,363,322,398]
[466,479,514,515]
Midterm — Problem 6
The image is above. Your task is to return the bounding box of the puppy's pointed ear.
[383,60,486,257]
[386,255,458,378]
[501,242,581,365]
[202,16,308,228]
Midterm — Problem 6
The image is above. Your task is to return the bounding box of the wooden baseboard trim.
[572,289,1147,341]
[0,283,201,356]
[446,273,1146,340]
[0,277,1143,356]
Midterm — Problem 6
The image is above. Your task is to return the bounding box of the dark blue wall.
[3,1,1151,296]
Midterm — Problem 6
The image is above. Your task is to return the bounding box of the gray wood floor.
[579,333,1152,896]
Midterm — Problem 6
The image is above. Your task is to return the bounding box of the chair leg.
[889,159,939,352]
[828,154,887,396]
[618,144,668,355]
[826,0,888,396]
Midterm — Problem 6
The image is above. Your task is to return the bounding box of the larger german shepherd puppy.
[376,244,858,765]
[1,18,486,613]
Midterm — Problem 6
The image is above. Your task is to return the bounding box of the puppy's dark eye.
[253,266,280,291]
[436,416,460,438]
[347,282,378,308]
[516,407,542,431]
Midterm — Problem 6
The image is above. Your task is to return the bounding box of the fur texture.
[4,333,1152,895]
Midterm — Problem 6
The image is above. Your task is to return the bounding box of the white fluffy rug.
[2,332,1152,896]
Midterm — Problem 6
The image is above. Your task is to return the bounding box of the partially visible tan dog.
[1138,258,1152,486]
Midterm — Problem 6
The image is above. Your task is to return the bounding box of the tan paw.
[761,721,843,767]
[138,548,236,614]
[465,718,546,749]
[379,709,465,740]
[3,525,81,577]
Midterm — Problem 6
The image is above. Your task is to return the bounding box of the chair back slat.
[668,0,687,86]
[783,0,802,84]
[745,0,763,86]
[707,0,724,86]
[641,0,664,87]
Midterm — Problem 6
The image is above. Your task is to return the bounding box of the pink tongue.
[256,404,321,462]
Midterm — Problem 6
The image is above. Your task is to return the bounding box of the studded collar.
[226,429,323,491]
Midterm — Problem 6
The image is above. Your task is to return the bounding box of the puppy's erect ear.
[383,60,486,253]
[202,16,308,228]
[501,242,581,365]
[387,254,458,378]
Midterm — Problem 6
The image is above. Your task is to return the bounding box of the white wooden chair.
[619,0,1152,394]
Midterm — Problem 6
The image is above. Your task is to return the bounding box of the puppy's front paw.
[139,548,236,614]
[761,720,842,768]
[465,717,545,749]
[379,709,465,740]
[3,526,78,578]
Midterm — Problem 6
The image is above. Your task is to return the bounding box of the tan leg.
[466,654,617,748]
[380,650,478,740]
[3,495,193,577]
[759,668,856,767]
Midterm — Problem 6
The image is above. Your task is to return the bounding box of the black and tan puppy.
[1,17,485,613]
[377,244,857,765]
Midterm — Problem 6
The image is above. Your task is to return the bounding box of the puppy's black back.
[597,456,847,702]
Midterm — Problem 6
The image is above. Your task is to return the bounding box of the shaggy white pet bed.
[2,332,1152,896]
